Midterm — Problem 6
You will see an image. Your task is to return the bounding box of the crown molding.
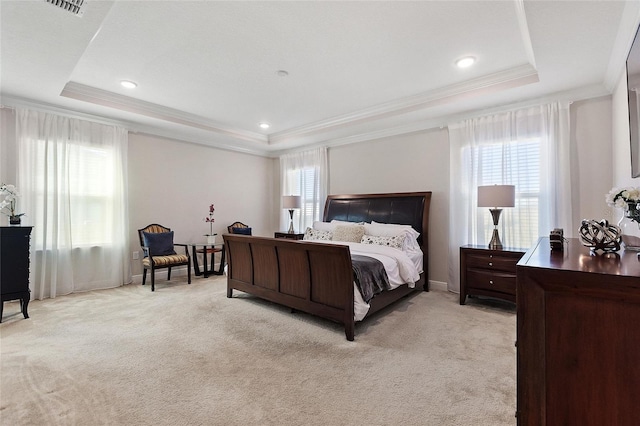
[1,94,138,127]
[268,64,538,145]
[60,82,269,145]
[6,82,609,160]
[0,94,274,157]
[270,83,610,157]
[130,127,273,158]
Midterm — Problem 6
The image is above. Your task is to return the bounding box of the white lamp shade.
[283,195,301,209]
[477,185,515,208]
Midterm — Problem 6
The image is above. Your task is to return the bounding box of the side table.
[460,244,525,305]
[187,242,225,278]
[274,232,304,240]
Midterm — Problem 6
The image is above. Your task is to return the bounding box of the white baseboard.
[428,279,448,292]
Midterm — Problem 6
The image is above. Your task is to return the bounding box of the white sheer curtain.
[448,102,572,292]
[16,108,131,299]
[280,147,328,232]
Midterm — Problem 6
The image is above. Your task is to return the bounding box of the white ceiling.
[1,0,639,156]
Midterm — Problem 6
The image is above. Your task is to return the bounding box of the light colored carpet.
[1,276,516,426]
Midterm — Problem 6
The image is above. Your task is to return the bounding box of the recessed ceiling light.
[455,56,476,68]
[120,80,137,89]
[277,70,289,77]
[259,122,270,129]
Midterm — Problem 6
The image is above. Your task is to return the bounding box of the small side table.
[459,245,525,305]
[274,232,304,240]
[187,242,225,278]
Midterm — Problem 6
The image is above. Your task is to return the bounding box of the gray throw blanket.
[351,255,391,303]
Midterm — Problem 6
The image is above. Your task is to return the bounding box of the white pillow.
[361,234,404,249]
[332,224,365,243]
[365,222,421,251]
[313,221,335,232]
[304,227,333,241]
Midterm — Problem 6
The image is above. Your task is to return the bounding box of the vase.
[618,202,640,251]
[206,234,216,245]
[9,215,21,226]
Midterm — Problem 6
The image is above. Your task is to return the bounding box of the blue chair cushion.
[232,227,252,235]
[142,231,176,256]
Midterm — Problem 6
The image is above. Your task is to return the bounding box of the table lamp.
[478,185,515,249]
[282,195,301,233]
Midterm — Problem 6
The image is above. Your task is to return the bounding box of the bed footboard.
[223,235,357,340]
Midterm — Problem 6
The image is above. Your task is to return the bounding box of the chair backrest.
[138,223,171,247]
[227,221,251,235]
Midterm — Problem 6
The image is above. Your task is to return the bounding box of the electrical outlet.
[132,251,139,260]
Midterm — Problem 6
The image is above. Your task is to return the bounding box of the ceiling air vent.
[44,0,85,17]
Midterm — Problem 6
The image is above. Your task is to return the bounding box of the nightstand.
[274,232,304,240]
[460,245,525,305]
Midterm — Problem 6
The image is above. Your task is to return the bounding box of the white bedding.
[319,241,423,321]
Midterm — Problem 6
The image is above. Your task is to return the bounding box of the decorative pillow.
[232,227,252,235]
[142,231,176,256]
[361,234,404,249]
[332,224,365,243]
[312,221,335,232]
[303,227,333,241]
[365,222,421,252]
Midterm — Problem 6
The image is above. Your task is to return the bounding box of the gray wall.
[571,96,615,224]
[127,133,276,277]
[328,128,450,288]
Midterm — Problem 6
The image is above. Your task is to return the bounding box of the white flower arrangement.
[606,187,640,223]
[0,183,24,219]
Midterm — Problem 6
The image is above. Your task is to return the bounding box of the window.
[31,140,117,247]
[280,148,328,232]
[449,102,571,293]
[285,167,319,228]
[473,137,541,248]
[16,108,130,297]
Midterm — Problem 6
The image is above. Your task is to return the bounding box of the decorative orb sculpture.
[578,219,622,253]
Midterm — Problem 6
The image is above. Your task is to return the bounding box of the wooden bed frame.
[224,192,432,341]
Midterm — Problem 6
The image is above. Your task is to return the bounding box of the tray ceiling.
[1,0,637,156]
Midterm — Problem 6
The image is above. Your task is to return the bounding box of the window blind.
[473,137,541,248]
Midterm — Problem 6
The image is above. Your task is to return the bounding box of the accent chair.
[227,221,252,235]
[137,223,191,291]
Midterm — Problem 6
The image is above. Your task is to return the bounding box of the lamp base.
[488,228,503,250]
[488,208,503,249]
[288,209,295,233]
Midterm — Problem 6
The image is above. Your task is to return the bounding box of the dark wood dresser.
[0,226,33,322]
[516,237,640,425]
[460,245,526,305]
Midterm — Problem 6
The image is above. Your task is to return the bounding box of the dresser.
[0,226,33,322]
[459,245,525,305]
[516,237,640,425]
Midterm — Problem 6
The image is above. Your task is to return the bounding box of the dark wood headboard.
[323,191,432,279]
[323,192,431,245]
